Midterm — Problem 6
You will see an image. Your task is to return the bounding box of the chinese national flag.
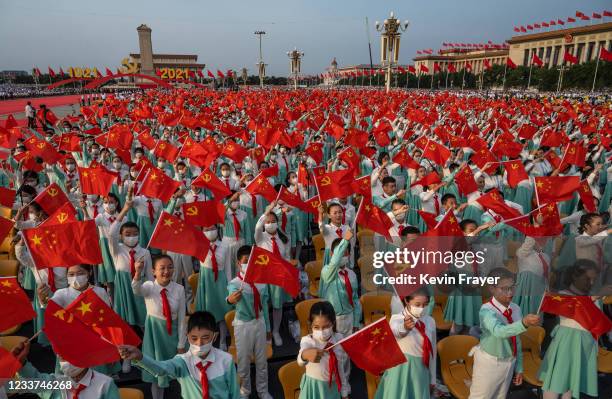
[600,47,612,62]
[0,216,14,243]
[504,159,529,188]
[416,138,450,166]
[78,166,117,196]
[244,246,299,297]
[506,58,517,69]
[181,138,213,168]
[476,189,522,220]
[192,169,232,199]
[454,165,478,196]
[33,183,69,216]
[44,300,120,368]
[423,210,464,237]
[139,167,180,202]
[221,140,249,163]
[577,180,596,212]
[182,200,225,227]
[39,202,78,227]
[563,51,578,65]
[0,277,36,332]
[417,210,438,230]
[305,142,324,164]
[137,129,157,149]
[351,175,372,199]
[277,186,309,213]
[148,212,210,262]
[0,187,15,208]
[338,318,406,375]
[518,124,538,140]
[0,346,22,380]
[153,141,180,163]
[23,220,102,268]
[535,176,581,203]
[65,288,141,346]
[36,108,59,125]
[314,168,355,201]
[95,124,134,150]
[356,199,393,239]
[540,293,612,339]
[505,203,562,237]
[393,149,420,170]
[532,53,544,67]
[326,121,345,140]
[410,171,441,188]
[56,133,81,152]
[420,64,429,73]
[207,70,215,78]
[245,173,278,202]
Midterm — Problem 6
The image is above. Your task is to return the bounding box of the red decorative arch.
[45,78,93,90]
[83,73,173,90]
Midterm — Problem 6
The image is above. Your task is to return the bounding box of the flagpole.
[417,72,421,89]
[591,45,601,92]
[502,62,508,90]
[536,290,548,314]
[445,67,449,89]
[527,62,533,90]
[145,210,166,250]
[326,316,387,350]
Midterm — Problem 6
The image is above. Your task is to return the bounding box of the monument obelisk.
[137,24,154,76]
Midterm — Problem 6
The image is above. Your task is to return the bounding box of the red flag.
[48,67,56,77]
[600,47,612,62]
[78,166,117,196]
[408,65,417,73]
[244,246,299,297]
[506,58,517,69]
[447,64,457,73]
[207,70,215,78]
[577,180,596,213]
[410,171,441,188]
[433,62,441,73]
[560,141,586,169]
[535,176,581,203]
[567,17,576,23]
[182,200,226,227]
[476,189,522,220]
[23,220,102,268]
[56,133,81,152]
[419,64,429,73]
[604,11,612,17]
[563,51,578,65]
[153,141,180,163]
[392,149,420,170]
[540,293,612,339]
[454,165,478,196]
[221,140,249,163]
[39,202,78,227]
[33,183,69,216]
[4,114,18,129]
[483,59,492,70]
[338,318,406,375]
[504,160,529,188]
[0,277,36,332]
[356,199,392,239]
[337,147,361,172]
[305,142,324,164]
[0,346,22,380]
[105,67,113,77]
[96,124,134,150]
[44,300,120,368]
[314,169,354,201]
[532,53,544,67]
[245,173,278,202]
[277,186,309,213]
[0,216,12,247]
[192,169,232,199]
[216,70,225,78]
[0,187,16,208]
[518,124,538,140]
[139,167,181,202]
[65,288,141,346]
[181,137,212,168]
[417,210,438,230]
[137,129,157,149]
[24,136,62,164]
[423,210,464,237]
[416,138,450,166]
[149,212,210,261]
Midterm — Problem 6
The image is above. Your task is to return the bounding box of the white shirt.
[132,196,163,219]
[178,347,234,384]
[575,230,607,264]
[254,214,290,259]
[516,236,550,276]
[200,240,231,283]
[419,190,441,215]
[51,285,111,308]
[108,221,153,279]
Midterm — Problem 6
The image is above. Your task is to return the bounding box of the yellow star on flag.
[31,234,43,246]
[76,301,93,316]
[1,280,12,288]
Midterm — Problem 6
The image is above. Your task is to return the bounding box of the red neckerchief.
[488,299,517,356]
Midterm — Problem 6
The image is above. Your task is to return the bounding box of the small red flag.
[532,53,544,67]
[314,168,355,202]
[305,142,324,165]
[504,160,529,188]
[139,167,181,202]
[39,202,78,227]
[338,318,406,375]
[191,169,232,199]
[182,200,226,227]
[506,58,517,69]
[245,173,278,202]
[410,171,441,188]
[476,189,522,220]
[153,141,180,163]
[454,165,479,196]
[78,166,117,196]
[0,216,14,243]
[356,199,393,239]
[33,183,69,216]
[0,277,36,332]
[0,187,16,208]
[535,176,581,204]
[392,149,420,170]
[277,186,309,213]
[577,180,596,213]
[221,140,249,163]
[0,346,22,381]
[600,47,612,62]
[563,51,578,65]
[244,246,299,297]
[148,212,210,262]
[540,293,612,339]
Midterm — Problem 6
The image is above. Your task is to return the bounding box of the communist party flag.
[0,187,15,208]
[577,180,596,212]
[540,293,612,339]
[535,176,581,203]
[33,183,69,216]
[417,138,450,166]
[148,212,210,262]
[56,133,81,152]
[221,140,249,163]
[337,318,406,375]
[39,202,78,227]
[454,165,478,196]
[392,149,420,170]
[139,167,180,202]
[23,220,102,268]
[559,141,586,169]
[78,166,117,196]
[305,142,323,164]
[0,277,36,332]
[44,300,121,368]
[65,287,141,346]
[153,141,180,163]
[181,137,212,168]
[314,168,355,202]
[337,147,361,173]
[182,200,225,227]
[0,216,14,243]
[244,246,299,297]
[410,171,441,188]
[356,199,392,239]
[191,168,232,199]
[244,173,278,202]
[504,159,529,188]
[23,136,62,164]
[277,186,309,213]
[476,189,522,220]
[417,210,438,230]
[0,346,22,381]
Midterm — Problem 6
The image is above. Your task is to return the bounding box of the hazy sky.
[1,0,609,76]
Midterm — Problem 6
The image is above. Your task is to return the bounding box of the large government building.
[413,21,612,74]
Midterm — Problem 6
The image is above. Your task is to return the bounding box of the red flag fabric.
[410,171,441,188]
[477,189,522,219]
[532,53,544,67]
[504,160,529,188]
[4,114,18,129]
[0,187,16,208]
[356,199,393,239]
[392,149,420,170]
[0,277,36,332]
[78,166,117,196]
[23,220,102,268]
[599,47,612,62]
[277,186,309,213]
[560,141,586,169]
[417,210,438,230]
[337,147,361,172]
[191,169,232,199]
[577,180,596,212]
[65,287,141,346]
[139,167,181,202]
[44,300,120,367]
[419,64,429,73]
[454,165,478,196]
[540,293,612,339]
[338,318,406,375]
[39,202,78,227]
[506,58,517,69]
[416,138,451,166]
[563,51,578,65]
[423,210,464,237]
[182,200,226,227]
[0,216,14,243]
[221,140,249,163]
[305,142,324,164]
[33,183,69,216]
[23,136,62,164]
[244,173,278,202]
[153,141,180,163]
[148,212,210,262]
[244,246,299,297]
[314,168,354,201]
[535,176,581,203]
[48,67,56,77]
[0,346,22,380]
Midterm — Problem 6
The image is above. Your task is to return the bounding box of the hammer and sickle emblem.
[37,143,46,149]
[186,206,198,216]
[429,145,436,150]
[202,173,212,182]
[311,201,320,208]
[568,148,575,154]
[320,176,331,186]
[56,212,68,224]
[347,150,353,157]
[227,145,234,151]
[255,255,269,265]
[120,57,139,74]
[511,163,519,169]
[48,188,58,197]
[159,143,166,149]
[491,193,499,201]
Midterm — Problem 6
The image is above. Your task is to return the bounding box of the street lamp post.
[375,12,409,93]
[287,48,304,90]
[254,30,266,88]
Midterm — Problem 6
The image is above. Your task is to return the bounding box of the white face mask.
[235,163,242,170]
[221,170,230,177]
[407,305,425,318]
[59,361,84,378]
[312,327,333,342]
[395,212,406,222]
[103,203,116,213]
[28,212,38,222]
[240,263,248,273]
[66,163,76,171]
[190,342,213,358]
[67,274,89,290]
[264,223,278,234]
[230,201,239,210]
[204,230,218,241]
[123,236,139,247]
[157,161,166,168]
[112,161,122,169]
